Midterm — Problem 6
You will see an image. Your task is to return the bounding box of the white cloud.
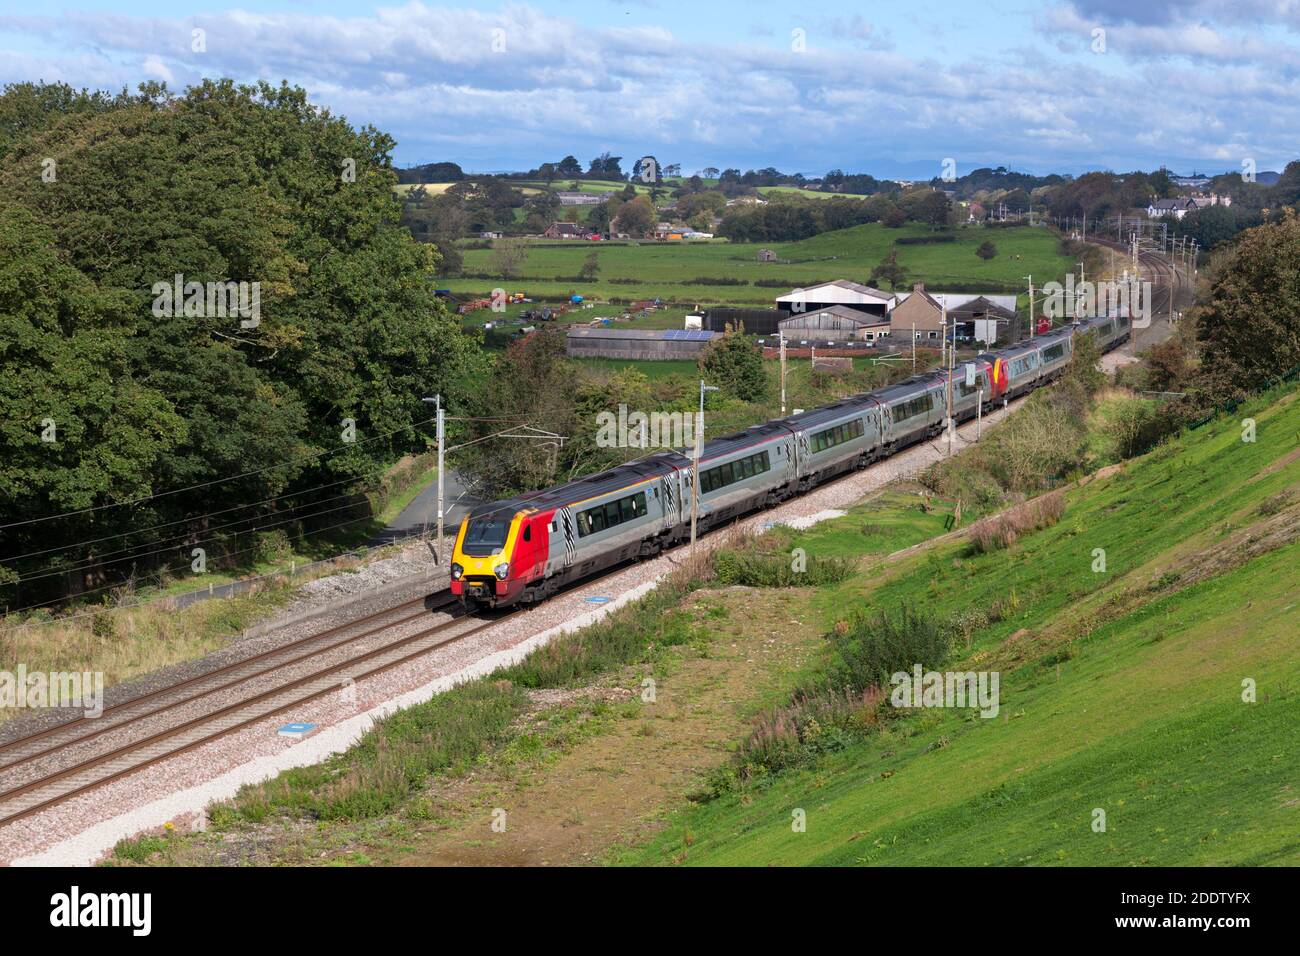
[0,2,1298,173]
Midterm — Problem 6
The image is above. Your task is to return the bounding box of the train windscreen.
[462,515,513,555]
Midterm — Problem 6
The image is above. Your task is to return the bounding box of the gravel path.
[2,396,1027,867]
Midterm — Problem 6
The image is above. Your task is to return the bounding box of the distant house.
[890,283,1016,345]
[775,279,896,318]
[544,221,586,239]
[1147,197,1196,220]
[480,231,502,239]
[556,191,613,206]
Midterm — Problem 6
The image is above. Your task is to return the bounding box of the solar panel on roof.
[664,329,714,341]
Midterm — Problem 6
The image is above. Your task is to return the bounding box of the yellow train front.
[449,502,552,608]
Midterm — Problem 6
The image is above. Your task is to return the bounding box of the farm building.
[775,280,896,318]
[777,305,891,342]
[566,328,720,360]
[544,222,587,239]
[556,191,613,206]
[703,307,785,335]
[890,283,1017,345]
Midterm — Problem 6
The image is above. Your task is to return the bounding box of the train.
[450,313,1131,608]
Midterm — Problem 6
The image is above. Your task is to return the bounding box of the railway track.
[0,591,512,828]
[1085,237,1187,353]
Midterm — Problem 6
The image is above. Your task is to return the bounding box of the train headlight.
[494,562,510,580]
[450,563,463,581]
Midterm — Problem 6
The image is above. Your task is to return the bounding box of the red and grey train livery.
[450,315,1129,608]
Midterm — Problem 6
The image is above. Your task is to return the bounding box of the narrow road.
[365,469,483,553]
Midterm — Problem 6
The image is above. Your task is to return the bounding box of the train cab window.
[462,515,512,555]
[522,525,532,542]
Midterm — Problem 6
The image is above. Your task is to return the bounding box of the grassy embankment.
[620,384,1300,866]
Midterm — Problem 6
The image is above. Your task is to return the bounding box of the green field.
[622,385,1300,866]
[450,222,1069,308]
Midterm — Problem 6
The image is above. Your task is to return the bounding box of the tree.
[491,237,531,279]
[915,190,952,228]
[588,151,624,180]
[883,205,907,228]
[870,251,910,291]
[579,250,600,281]
[1195,212,1300,401]
[702,167,720,180]
[456,330,577,496]
[976,240,998,261]
[556,155,582,178]
[0,79,489,604]
[614,196,656,237]
[699,326,766,402]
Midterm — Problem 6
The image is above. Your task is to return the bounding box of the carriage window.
[578,491,647,537]
[701,451,770,494]
[811,417,864,452]
[892,397,930,423]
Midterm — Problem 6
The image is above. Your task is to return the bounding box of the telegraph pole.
[689,380,719,551]
[946,336,955,455]
[911,323,916,372]
[778,331,787,416]
[421,395,446,564]
[1024,275,1035,340]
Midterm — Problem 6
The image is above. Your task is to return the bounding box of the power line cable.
[0,413,438,532]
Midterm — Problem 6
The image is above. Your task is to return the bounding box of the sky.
[1,0,1298,178]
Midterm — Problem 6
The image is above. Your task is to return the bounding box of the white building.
[775,279,897,318]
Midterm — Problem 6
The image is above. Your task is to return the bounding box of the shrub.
[712,548,854,588]
[827,604,953,693]
[895,233,956,245]
[708,685,884,792]
[968,490,1066,553]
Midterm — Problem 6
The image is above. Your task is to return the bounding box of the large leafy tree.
[1195,212,1300,402]
[0,80,486,605]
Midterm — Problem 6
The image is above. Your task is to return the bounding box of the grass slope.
[625,387,1300,866]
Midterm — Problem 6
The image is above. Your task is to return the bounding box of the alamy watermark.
[595,404,697,449]
[1041,274,1152,328]
[889,664,1000,718]
[0,666,104,718]
[151,274,260,329]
